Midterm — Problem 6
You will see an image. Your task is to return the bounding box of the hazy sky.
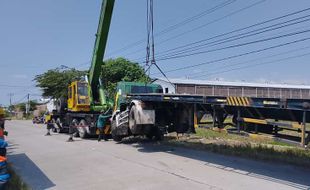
[1,0,310,106]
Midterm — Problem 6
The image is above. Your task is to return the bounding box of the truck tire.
[111,119,123,142]
[71,119,79,137]
[56,97,67,114]
[55,118,62,133]
[154,127,164,141]
[112,134,123,142]
[129,105,141,135]
[129,105,137,131]
[78,120,88,139]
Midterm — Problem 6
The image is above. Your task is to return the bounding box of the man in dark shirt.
[97,114,111,141]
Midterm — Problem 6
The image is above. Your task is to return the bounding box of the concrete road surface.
[5,120,310,190]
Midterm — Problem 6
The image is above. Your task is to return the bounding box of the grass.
[5,164,29,190]
[195,127,295,146]
[164,128,310,168]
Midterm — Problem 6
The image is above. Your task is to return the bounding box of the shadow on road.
[121,137,310,190]
[7,153,55,189]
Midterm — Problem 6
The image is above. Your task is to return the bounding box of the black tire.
[154,127,164,141]
[55,118,62,133]
[128,105,137,132]
[52,127,57,133]
[72,119,80,137]
[78,120,88,139]
[146,134,153,140]
[56,97,67,114]
[112,134,123,142]
[111,119,123,142]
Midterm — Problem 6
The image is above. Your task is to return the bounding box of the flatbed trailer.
[115,93,310,145]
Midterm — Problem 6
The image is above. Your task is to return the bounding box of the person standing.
[97,114,111,141]
[45,113,53,136]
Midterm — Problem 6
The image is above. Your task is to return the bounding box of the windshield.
[77,83,88,96]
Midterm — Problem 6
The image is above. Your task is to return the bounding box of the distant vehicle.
[32,116,44,124]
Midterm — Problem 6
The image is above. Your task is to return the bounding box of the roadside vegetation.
[165,127,310,168]
[34,58,149,100]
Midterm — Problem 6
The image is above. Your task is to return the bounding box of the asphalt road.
[5,120,310,190]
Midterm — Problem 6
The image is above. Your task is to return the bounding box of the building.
[154,78,310,99]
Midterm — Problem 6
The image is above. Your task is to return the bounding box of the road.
[5,120,310,190]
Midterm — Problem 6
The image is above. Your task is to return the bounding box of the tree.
[34,58,148,99]
[34,68,87,99]
[101,58,149,97]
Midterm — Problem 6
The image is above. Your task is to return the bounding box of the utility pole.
[8,93,13,108]
[26,93,30,115]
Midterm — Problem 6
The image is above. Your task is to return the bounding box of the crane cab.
[67,81,91,112]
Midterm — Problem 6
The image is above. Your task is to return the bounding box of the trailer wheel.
[146,134,153,140]
[154,127,164,141]
[78,120,88,139]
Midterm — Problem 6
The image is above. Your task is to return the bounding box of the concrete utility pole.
[8,93,13,108]
[26,93,30,114]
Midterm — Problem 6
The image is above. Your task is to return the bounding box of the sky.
[1,0,310,106]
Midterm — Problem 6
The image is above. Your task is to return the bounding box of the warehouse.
[154,78,310,99]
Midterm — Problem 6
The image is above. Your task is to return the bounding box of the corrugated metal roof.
[155,78,310,90]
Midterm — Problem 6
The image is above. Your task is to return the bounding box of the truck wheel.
[129,105,136,128]
[55,118,62,133]
[112,134,123,142]
[78,120,88,139]
[154,127,164,141]
[146,134,153,140]
[72,119,80,137]
[111,119,123,142]
[129,105,138,134]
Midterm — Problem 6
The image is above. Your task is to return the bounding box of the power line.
[152,7,310,59]
[153,15,310,61]
[152,28,310,62]
[0,84,33,88]
[13,94,28,105]
[106,0,237,57]
[153,36,310,75]
[124,0,267,59]
[153,0,237,37]
[197,52,310,79]
[189,45,310,78]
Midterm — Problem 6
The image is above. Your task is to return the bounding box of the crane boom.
[88,0,115,99]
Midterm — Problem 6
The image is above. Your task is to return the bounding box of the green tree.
[34,68,87,99]
[101,58,149,97]
[34,58,148,100]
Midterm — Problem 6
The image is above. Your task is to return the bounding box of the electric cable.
[152,36,310,75]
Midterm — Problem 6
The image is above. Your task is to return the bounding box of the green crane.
[67,0,115,112]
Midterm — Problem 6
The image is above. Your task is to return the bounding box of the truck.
[50,0,197,140]
[51,0,310,145]
[50,0,115,137]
